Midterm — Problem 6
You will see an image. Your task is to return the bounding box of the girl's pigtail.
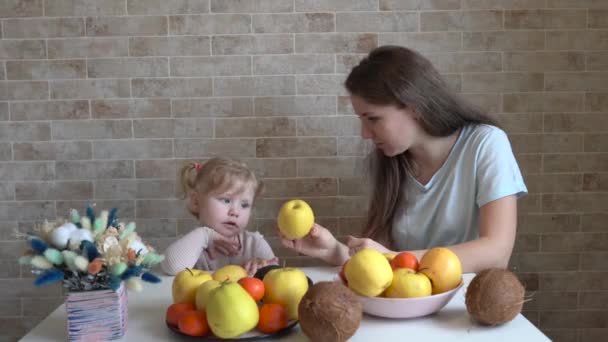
[179,163,199,199]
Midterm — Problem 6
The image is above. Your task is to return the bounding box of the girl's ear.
[188,191,200,214]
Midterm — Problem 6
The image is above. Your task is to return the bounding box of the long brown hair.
[344,45,498,248]
[179,157,264,217]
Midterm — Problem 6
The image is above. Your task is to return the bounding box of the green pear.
[206,282,259,338]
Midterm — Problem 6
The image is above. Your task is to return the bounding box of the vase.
[65,283,128,341]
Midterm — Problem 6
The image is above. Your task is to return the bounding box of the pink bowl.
[337,277,464,319]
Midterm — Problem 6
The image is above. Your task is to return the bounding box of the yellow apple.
[419,247,462,294]
[277,199,314,239]
[344,248,393,297]
[385,269,432,298]
[263,267,309,320]
[212,264,247,283]
[195,279,221,310]
[172,268,212,304]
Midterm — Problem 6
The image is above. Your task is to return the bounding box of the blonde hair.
[179,157,263,217]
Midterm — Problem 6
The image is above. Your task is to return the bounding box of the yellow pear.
[212,264,247,282]
[385,269,432,298]
[344,248,393,297]
[172,268,212,304]
[419,247,462,294]
[206,282,259,338]
[195,279,221,310]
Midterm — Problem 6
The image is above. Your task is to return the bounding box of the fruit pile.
[166,264,310,338]
[339,247,462,298]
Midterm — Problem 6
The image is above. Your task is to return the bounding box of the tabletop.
[19,267,549,341]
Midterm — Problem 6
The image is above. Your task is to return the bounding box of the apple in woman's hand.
[277,199,314,239]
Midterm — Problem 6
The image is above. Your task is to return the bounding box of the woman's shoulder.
[462,124,510,149]
[466,124,506,139]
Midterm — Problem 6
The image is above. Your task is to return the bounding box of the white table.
[20,267,549,341]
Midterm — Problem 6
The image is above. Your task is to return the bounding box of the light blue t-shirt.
[391,124,527,251]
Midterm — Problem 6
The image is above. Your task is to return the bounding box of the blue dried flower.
[120,265,143,280]
[29,237,48,254]
[80,240,100,261]
[109,275,122,291]
[141,272,161,283]
[86,206,96,225]
[107,207,118,228]
[34,269,64,287]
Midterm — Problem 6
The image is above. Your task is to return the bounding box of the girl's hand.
[207,234,240,259]
[346,236,392,256]
[242,257,279,277]
[279,223,341,264]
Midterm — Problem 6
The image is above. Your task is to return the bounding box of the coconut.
[465,268,525,326]
[298,281,362,342]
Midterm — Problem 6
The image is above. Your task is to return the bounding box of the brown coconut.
[465,268,525,326]
[298,281,362,342]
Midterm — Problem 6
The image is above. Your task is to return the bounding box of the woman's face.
[351,95,421,157]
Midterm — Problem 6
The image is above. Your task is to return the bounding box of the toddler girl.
[161,157,277,276]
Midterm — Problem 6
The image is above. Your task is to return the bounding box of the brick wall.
[0,0,606,341]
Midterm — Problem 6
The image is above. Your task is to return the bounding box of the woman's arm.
[329,242,351,266]
[289,195,518,272]
[408,195,517,273]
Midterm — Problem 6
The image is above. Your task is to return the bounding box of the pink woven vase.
[65,283,128,341]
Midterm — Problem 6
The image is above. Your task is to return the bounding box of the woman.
[280,46,527,273]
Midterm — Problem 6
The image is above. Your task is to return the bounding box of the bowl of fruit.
[166,264,313,339]
[338,248,464,319]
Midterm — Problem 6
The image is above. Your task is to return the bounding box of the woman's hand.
[346,236,392,256]
[242,257,279,277]
[278,223,344,264]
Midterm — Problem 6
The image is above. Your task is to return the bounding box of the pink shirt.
[160,227,276,275]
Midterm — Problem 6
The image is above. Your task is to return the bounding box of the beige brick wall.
[0,0,606,340]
